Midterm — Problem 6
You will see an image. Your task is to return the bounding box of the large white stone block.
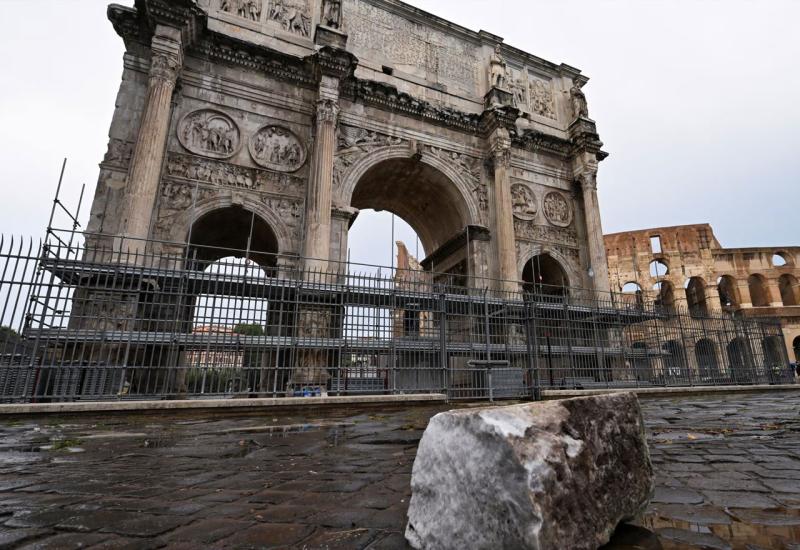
[405,393,654,550]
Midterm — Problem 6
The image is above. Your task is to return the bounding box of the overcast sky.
[0,0,797,268]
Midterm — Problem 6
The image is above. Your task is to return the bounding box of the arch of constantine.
[0,0,793,402]
[90,0,610,294]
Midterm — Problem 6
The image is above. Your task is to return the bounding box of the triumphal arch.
[90,0,610,293]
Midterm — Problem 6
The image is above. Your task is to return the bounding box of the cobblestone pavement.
[0,392,798,549]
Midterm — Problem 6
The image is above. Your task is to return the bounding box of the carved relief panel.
[542,191,573,227]
[219,0,263,21]
[529,77,556,120]
[178,110,242,160]
[511,183,537,221]
[267,0,312,37]
[249,125,307,172]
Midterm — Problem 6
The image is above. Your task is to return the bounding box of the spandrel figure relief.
[249,125,307,172]
[179,110,241,160]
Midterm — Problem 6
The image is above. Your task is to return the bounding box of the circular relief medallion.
[249,125,307,172]
[178,110,241,159]
[542,191,573,227]
[511,183,537,221]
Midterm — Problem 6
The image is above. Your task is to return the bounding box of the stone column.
[302,76,341,275]
[119,25,183,257]
[578,171,612,295]
[489,128,519,293]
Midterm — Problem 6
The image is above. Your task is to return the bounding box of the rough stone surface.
[405,393,655,550]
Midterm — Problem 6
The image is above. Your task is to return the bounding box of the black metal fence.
[0,233,793,404]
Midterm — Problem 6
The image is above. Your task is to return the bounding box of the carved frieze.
[178,110,241,160]
[267,0,311,37]
[249,125,307,172]
[514,220,578,248]
[344,1,478,91]
[511,183,537,221]
[219,0,262,21]
[166,152,304,196]
[542,191,573,227]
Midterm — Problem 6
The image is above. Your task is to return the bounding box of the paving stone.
[652,487,705,505]
[100,515,187,537]
[17,532,111,549]
[684,475,768,493]
[650,504,732,525]
[4,509,79,529]
[728,508,800,526]
[759,478,800,493]
[656,527,732,549]
[164,518,253,544]
[700,490,780,509]
[300,528,379,549]
[217,523,314,548]
[0,528,51,549]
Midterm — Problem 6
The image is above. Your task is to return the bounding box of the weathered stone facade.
[87,0,610,294]
[605,224,800,362]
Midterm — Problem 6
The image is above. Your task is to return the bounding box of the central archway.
[349,158,473,257]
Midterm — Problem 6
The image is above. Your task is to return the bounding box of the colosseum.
[605,223,800,365]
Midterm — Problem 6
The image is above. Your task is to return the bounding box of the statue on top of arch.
[321,0,341,29]
[489,44,508,89]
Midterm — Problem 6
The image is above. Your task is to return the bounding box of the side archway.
[187,206,280,270]
[522,253,570,296]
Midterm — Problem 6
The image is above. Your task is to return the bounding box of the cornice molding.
[342,79,483,134]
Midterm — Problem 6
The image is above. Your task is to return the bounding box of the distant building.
[605,224,800,363]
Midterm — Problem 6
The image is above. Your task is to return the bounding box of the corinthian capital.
[316,99,340,124]
[578,171,598,191]
[149,51,181,83]
[149,25,183,84]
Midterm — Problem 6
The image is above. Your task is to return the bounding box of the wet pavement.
[0,392,798,549]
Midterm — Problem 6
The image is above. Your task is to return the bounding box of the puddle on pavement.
[637,507,800,549]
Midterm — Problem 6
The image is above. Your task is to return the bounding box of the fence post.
[524,294,541,401]
[439,290,448,399]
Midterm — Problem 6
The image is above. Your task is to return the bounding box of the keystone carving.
[249,125,307,172]
[179,110,241,160]
[542,191,573,228]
